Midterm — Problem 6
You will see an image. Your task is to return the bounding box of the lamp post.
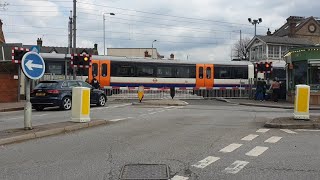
[152,40,157,58]
[103,12,115,55]
[248,18,262,36]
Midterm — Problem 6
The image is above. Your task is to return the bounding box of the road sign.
[30,46,40,54]
[21,52,45,80]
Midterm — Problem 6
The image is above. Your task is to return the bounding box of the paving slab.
[265,116,320,129]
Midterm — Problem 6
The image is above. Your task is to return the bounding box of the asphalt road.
[0,100,320,180]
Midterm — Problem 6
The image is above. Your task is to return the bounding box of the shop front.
[284,47,320,105]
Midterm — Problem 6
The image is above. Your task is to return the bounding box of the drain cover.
[120,164,170,180]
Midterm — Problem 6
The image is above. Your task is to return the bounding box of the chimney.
[37,38,43,47]
[287,16,299,37]
[144,50,149,57]
[170,53,174,60]
[267,28,272,36]
[0,19,5,43]
[94,43,98,50]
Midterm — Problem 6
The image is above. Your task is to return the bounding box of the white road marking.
[192,156,220,169]
[241,134,259,141]
[223,160,249,174]
[109,118,127,122]
[245,146,269,157]
[219,143,243,153]
[280,129,297,134]
[157,110,165,113]
[147,109,154,111]
[148,112,157,115]
[256,128,270,133]
[296,129,320,132]
[264,136,282,143]
[171,175,189,180]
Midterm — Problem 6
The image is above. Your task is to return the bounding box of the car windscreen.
[34,82,59,89]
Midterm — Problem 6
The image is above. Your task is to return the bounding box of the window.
[206,67,211,79]
[281,46,288,57]
[214,66,248,79]
[176,67,190,78]
[92,63,98,77]
[137,66,154,77]
[293,61,307,85]
[111,63,135,77]
[68,81,80,88]
[101,64,107,77]
[199,67,203,79]
[78,81,92,88]
[309,65,320,88]
[268,45,274,58]
[157,67,173,78]
[274,46,280,58]
[46,63,63,75]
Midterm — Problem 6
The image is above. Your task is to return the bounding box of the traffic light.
[265,62,272,73]
[71,54,92,68]
[12,47,29,63]
[256,62,265,73]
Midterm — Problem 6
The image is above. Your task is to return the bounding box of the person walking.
[270,79,280,102]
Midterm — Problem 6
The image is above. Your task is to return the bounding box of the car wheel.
[97,95,106,106]
[60,96,72,110]
[34,105,45,111]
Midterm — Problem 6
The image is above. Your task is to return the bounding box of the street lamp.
[152,40,157,58]
[248,18,262,36]
[103,12,115,55]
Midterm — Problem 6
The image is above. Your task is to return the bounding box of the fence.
[103,87,256,100]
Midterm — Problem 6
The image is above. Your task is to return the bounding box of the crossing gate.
[103,86,256,100]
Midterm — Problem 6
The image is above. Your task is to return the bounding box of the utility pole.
[73,0,77,80]
[68,10,73,79]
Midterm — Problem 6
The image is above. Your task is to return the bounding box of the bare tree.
[232,37,251,61]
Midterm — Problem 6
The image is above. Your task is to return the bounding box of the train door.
[88,60,111,87]
[196,64,205,87]
[196,64,214,88]
[99,60,110,87]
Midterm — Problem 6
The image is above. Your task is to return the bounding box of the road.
[0,100,320,180]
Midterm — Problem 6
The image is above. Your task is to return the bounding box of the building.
[107,48,165,59]
[284,47,320,105]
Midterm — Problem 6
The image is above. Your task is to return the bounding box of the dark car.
[31,80,107,111]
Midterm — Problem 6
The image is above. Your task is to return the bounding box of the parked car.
[30,80,107,111]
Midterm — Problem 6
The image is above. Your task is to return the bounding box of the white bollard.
[294,85,310,120]
[71,87,91,122]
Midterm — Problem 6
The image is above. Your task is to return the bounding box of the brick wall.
[0,74,18,103]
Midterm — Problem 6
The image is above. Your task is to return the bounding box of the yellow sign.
[81,89,90,115]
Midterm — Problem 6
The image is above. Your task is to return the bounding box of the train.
[87,56,286,89]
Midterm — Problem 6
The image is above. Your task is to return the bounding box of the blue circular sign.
[21,52,45,80]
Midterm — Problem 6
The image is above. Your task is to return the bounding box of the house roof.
[247,35,314,48]
[23,45,98,55]
[273,16,320,37]
[256,35,314,45]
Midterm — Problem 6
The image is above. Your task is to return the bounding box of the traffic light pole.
[24,78,32,130]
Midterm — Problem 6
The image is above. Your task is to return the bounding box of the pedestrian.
[256,78,264,101]
[91,77,100,89]
[262,79,267,101]
[270,78,280,102]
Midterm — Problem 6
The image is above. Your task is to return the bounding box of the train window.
[199,67,204,79]
[92,63,98,77]
[233,67,248,79]
[137,66,155,77]
[206,67,211,79]
[101,64,107,77]
[214,66,231,79]
[176,66,190,78]
[157,67,173,78]
[111,63,134,77]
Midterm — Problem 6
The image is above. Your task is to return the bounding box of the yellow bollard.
[294,85,310,120]
[71,87,91,122]
[138,86,144,102]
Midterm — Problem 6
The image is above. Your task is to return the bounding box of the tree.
[232,37,251,61]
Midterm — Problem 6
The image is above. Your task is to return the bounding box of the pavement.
[132,99,188,106]
[0,101,25,112]
[217,98,320,129]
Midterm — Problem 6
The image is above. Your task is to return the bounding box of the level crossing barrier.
[103,86,256,100]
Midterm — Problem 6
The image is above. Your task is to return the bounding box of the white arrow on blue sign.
[21,52,45,80]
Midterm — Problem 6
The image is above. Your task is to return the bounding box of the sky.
[1,0,320,61]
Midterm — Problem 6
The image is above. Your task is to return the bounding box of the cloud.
[3,0,320,61]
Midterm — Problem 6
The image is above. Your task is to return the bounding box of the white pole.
[24,78,32,129]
